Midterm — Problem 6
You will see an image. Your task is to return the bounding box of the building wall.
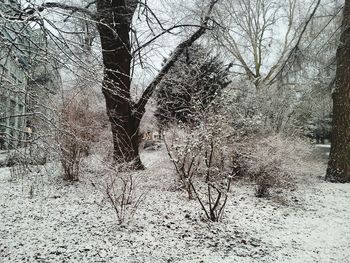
[0,53,27,149]
[0,0,61,150]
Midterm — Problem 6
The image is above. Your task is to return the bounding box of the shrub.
[6,150,31,181]
[163,118,234,222]
[103,164,145,225]
[235,134,314,198]
[254,165,279,198]
[58,96,104,181]
[163,126,202,200]
[6,148,47,182]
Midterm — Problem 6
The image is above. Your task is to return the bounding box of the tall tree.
[326,0,350,183]
[212,0,321,91]
[95,0,218,168]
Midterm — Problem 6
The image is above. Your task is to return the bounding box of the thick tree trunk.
[96,0,143,168]
[94,0,217,169]
[326,0,350,183]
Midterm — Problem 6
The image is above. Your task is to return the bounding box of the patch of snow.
[0,150,349,262]
[315,144,331,149]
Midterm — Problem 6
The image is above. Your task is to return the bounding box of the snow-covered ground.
[0,148,349,263]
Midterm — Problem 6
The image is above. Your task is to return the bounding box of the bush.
[163,118,234,222]
[235,134,314,198]
[163,126,201,200]
[6,150,31,181]
[58,96,104,181]
[103,164,145,225]
[254,164,281,198]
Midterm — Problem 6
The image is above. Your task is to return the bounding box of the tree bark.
[95,0,218,168]
[93,0,218,168]
[96,0,143,168]
[326,0,350,183]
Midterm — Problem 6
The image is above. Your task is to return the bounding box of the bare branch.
[267,0,322,85]
[42,2,96,18]
[134,0,220,119]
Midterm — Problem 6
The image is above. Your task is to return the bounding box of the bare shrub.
[235,134,314,197]
[6,150,31,181]
[191,128,234,222]
[254,166,277,198]
[103,165,145,225]
[58,133,84,181]
[58,96,104,181]
[163,127,202,199]
[81,132,144,225]
[6,148,46,182]
[190,173,233,222]
[163,117,234,222]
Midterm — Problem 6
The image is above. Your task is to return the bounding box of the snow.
[315,144,331,149]
[0,149,350,262]
[314,144,331,157]
[0,151,7,167]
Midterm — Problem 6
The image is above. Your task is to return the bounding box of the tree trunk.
[94,0,217,168]
[326,0,350,183]
[96,0,143,168]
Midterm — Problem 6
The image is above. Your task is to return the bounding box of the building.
[0,0,61,150]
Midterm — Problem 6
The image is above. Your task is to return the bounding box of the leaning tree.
[8,0,219,168]
[326,0,350,183]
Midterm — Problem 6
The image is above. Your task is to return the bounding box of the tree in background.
[289,0,341,141]
[212,0,307,90]
[211,0,343,135]
[326,0,350,183]
[155,44,231,127]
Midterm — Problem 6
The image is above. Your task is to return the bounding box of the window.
[0,95,5,135]
[9,99,16,128]
[17,104,23,130]
[0,95,6,121]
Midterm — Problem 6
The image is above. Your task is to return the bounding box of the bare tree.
[326,0,350,183]
[212,0,321,90]
[14,0,219,168]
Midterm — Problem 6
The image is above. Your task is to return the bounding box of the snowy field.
[0,149,350,263]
